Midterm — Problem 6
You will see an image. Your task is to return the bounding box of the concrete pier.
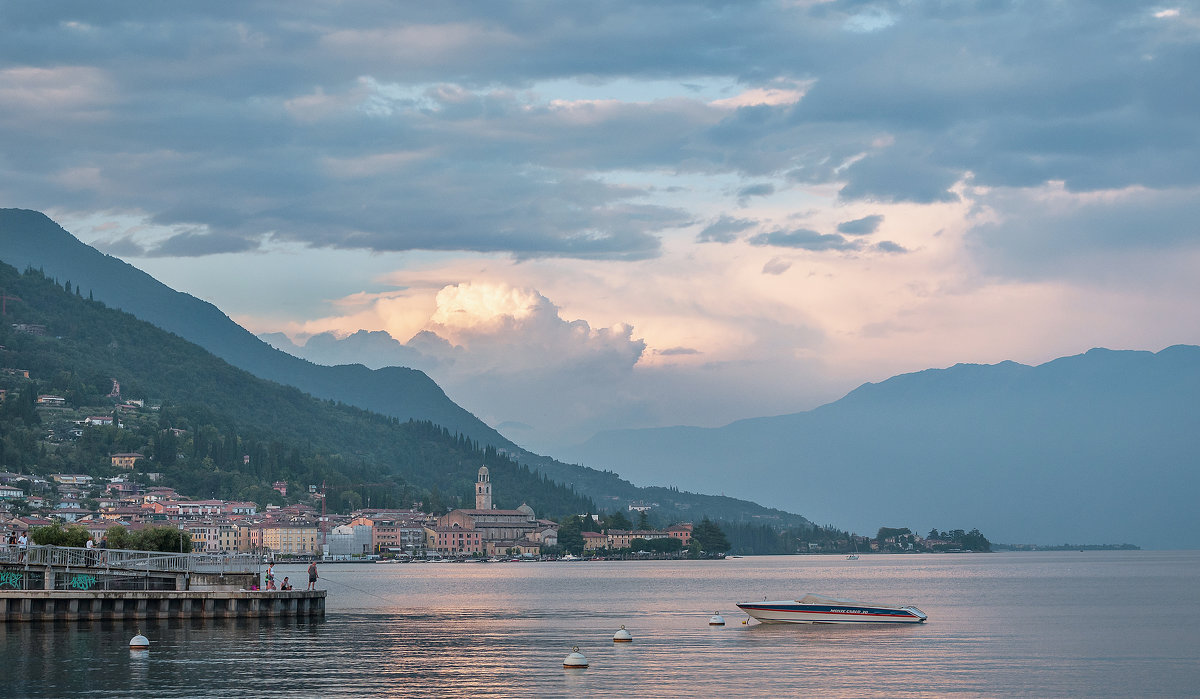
[0,590,325,622]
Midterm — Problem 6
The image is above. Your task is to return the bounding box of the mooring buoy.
[129,630,150,650]
[563,646,589,668]
[613,625,633,643]
[709,612,725,626]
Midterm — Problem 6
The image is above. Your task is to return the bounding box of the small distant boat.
[560,554,580,561]
[846,554,859,560]
[737,594,927,624]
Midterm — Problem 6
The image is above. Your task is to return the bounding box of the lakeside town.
[2,461,998,560]
[1,464,716,560]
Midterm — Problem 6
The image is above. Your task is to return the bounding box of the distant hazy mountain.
[260,329,433,372]
[567,346,1200,548]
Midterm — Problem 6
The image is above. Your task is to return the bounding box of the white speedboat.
[737,593,927,624]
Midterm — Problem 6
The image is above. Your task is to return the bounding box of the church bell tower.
[476,466,493,510]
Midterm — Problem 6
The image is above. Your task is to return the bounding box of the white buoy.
[563,646,589,668]
[709,612,725,626]
[129,630,150,650]
[613,625,633,643]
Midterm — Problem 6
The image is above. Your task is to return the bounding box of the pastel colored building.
[110,453,144,469]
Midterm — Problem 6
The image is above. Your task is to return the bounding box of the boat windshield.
[796,593,865,606]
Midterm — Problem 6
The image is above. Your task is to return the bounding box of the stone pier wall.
[0,590,325,622]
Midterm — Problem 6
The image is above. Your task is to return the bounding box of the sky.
[2,1,1199,454]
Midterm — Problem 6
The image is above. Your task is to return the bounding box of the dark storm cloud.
[697,215,756,243]
[748,229,858,252]
[0,2,1196,262]
[837,215,884,236]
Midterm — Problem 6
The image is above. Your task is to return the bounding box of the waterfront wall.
[0,590,325,622]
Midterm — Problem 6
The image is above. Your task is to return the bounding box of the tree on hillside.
[876,526,911,541]
[960,528,992,552]
[558,515,585,555]
[605,510,632,531]
[693,517,730,553]
[636,509,650,530]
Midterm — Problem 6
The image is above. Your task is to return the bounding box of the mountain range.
[5,208,1195,547]
[0,208,813,528]
[566,347,1200,548]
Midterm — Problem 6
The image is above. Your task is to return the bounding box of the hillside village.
[0,463,709,560]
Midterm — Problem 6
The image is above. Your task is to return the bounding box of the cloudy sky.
[3,1,1198,453]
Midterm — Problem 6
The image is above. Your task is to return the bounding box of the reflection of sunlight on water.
[128,649,149,687]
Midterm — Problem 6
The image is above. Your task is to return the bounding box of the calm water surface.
[4,551,1199,697]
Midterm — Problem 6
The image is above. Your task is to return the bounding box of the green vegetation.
[603,511,632,530]
[557,516,586,555]
[104,524,192,553]
[28,523,93,548]
[720,521,853,555]
[925,528,992,552]
[630,537,683,553]
[692,517,730,552]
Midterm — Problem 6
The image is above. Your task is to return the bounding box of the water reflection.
[3,553,1199,697]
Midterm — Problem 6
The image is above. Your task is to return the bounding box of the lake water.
[3,551,1199,697]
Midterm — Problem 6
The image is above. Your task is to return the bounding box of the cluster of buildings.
[1,466,695,560]
[581,525,693,552]
[325,467,584,559]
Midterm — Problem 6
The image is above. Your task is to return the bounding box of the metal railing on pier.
[0,543,259,575]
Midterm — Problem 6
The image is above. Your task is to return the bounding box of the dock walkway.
[0,589,326,621]
[1,544,324,622]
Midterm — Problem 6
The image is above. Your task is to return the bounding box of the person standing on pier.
[307,561,318,590]
[17,531,27,563]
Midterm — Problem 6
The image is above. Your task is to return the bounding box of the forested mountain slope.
[0,208,495,444]
[0,261,594,515]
